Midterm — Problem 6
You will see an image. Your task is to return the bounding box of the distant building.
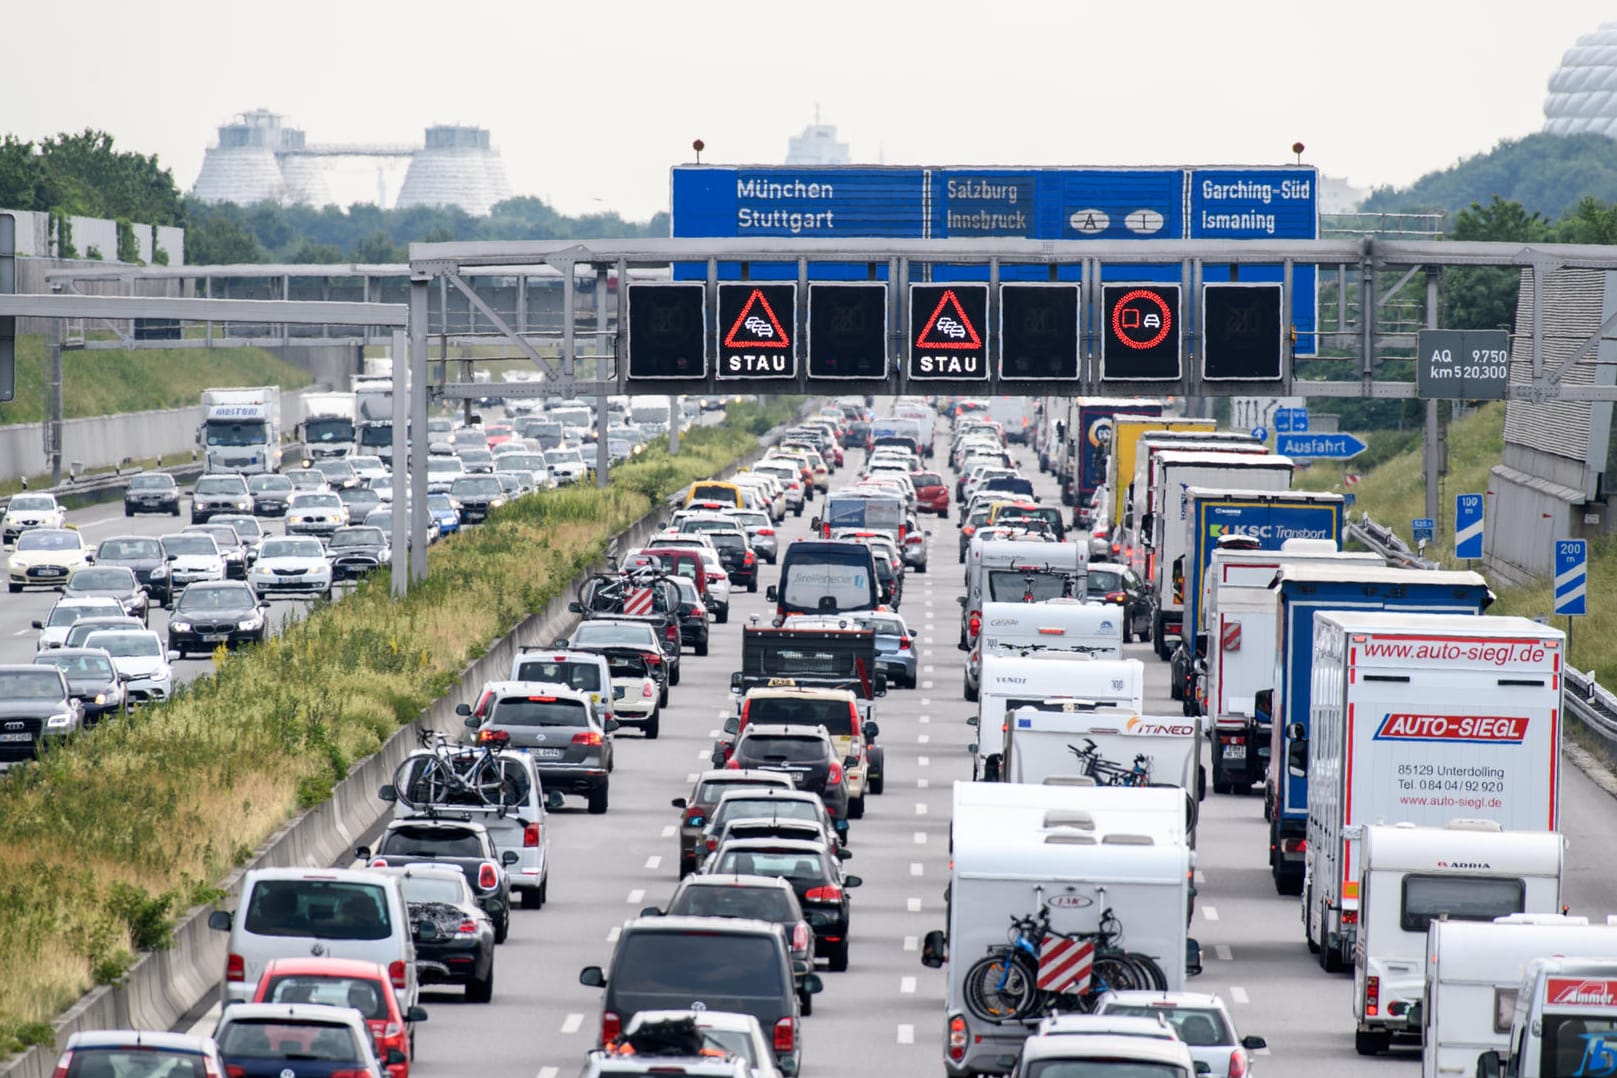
[1544,22,1617,138]
[786,115,850,165]
[395,125,512,217]
[1318,175,1367,214]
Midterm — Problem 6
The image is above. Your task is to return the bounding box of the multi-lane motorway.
[9,435,1617,1077]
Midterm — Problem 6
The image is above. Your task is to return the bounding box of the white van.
[1485,956,1617,1078]
[973,653,1145,781]
[508,646,616,725]
[1421,914,1617,1078]
[209,867,418,1008]
[1352,822,1564,1055]
[964,598,1125,698]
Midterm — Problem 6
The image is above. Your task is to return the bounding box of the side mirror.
[1477,1050,1504,1078]
[843,755,860,770]
[567,600,583,614]
[385,1049,408,1066]
[30,620,42,630]
[355,846,373,861]
[501,850,520,867]
[1194,1065,1211,1076]
[957,640,968,652]
[765,585,778,603]
[956,596,966,607]
[1241,1035,1267,1051]
[259,602,271,611]
[406,1005,428,1023]
[463,715,480,730]
[965,716,979,727]
[809,517,821,531]
[1288,740,1308,775]
[639,906,663,917]
[1286,721,1306,742]
[207,910,232,931]
[670,796,688,809]
[605,718,621,733]
[546,790,566,810]
[863,721,880,740]
[1185,937,1204,977]
[843,874,863,888]
[710,749,728,769]
[166,651,181,662]
[378,784,398,803]
[967,741,979,755]
[730,671,744,691]
[802,973,824,996]
[920,929,947,968]
[579,966,607,989]
[723,717,739,736]
[454,702,472,716]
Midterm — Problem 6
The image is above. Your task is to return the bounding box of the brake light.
[706,836,718,852]
[725,756,740,770]
[1105,591,1127,604]
[458,919,480,936]
[1342,909,1359,925]
[804,884,844,903]
[642,681,654,698]
[758,527,774,536]
[898,636,911,649]
[1038,627,1065,635]
[478,862,499,890]
[829,760,844,786]
[1366,974,1380,1017]
[389,960,407,989]
[792,923,811,951]
[226,1067,248,1078]
[968,611,981,638]
[743,551,755,566]
[601,1011,622,1046]
[644,653,662,666]
[371,858,389,869]
[572,730,603,746]
[524,821,542,845]
[325,1068,370,1078]
[773,1017,796,1054]
[1230,1049,1248,1078]
[948,1015,968,1062]
[226,952,245,982]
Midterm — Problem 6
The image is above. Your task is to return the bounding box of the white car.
[544,448,587,484]
[368,475,396,503]
[2,493,68,545]
[249,536,334,600]
[1094,990,1268,1078]
[82,628,177,703]
[621,1010,782,1078]
[8,528,93,593]
[32,596,126,650]
[159,532,227,592]
[425,455,465,494]
[285,492,349,538]
[347,455,389,482]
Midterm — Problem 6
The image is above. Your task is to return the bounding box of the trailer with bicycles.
[921,781,1196,1077]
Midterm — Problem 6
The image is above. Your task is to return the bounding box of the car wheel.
[1214,782,1233,795]
[1356,1030,1390,1056]
[670,662,680,686]
[123,506,133,517]
[826,938,850,973]
[793,505,803,517]
[6,582,18,594]
[645,709,661,740]
[587,784,609,815]
[466,962,494,1003]
[520,883,544,909]
[695,636,709,657]
[868,768,885,796]
[848,794,865,820]
[493,911,509,944]
[939,508,949,519]
[964,681,979,703]
[321,588,333,602]
[800,987,814,1016]
[716,604,729,625]
[659,684,669,707]
[747,577,758,593]
[957,548,966,564]
[915,561,927,575]
[171,506,181,517]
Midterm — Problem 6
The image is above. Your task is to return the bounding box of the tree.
[1363,132,1617,221]
[288,240,345,264]
[352,232,405,264]
[183,203,268,264]
[1444,196,1551,331]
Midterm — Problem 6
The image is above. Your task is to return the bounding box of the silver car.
[722,508,779,564]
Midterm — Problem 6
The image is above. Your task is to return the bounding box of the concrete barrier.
[0,408,808,1077]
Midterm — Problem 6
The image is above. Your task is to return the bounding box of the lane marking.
[644,855,662,870]
[922,680,934,690]
[1214,943,1233,962]
[1230,985,1250,1004]
[918,756,930,767]
[606,925,621,943]
[910,862,924,876]
[917,778,930,789]
[920,697,932,706]
[627,888,645,905]
[685,773,698,783]
[12,629,30,637]
[1202,905,1219,922]
[924,664,936,673]
[904,935,918,952]
[917,734,930,744]
[919,715,930,724]
[914,831,927,844]
[915,802,928,815]
[661,825,676,838]
[695,749,710,760]
[897,1024,915,1044]
[1194,869,1206,885]
[907,897,922,912]
[538,1068,559,1078]
[561,1013,584,1034]
[901,976,917,994]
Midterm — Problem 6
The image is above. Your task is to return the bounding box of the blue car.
[426,493,462,535]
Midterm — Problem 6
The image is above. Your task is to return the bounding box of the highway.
[10,433,1617,1077]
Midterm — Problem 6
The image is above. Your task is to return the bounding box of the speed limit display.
[1101,283,1181,381]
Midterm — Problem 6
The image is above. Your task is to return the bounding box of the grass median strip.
[0,397,803,1056]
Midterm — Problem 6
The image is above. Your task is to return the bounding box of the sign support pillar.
[409,277,431,587]
[595,267,610,488]
[47,314,63,486]
[1423,273,1441,532]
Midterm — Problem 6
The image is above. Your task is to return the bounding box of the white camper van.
[973,653,1145,781]
[1351,822,1564,1055]
[964,598,1126,698]
[1484,956,1617,1078]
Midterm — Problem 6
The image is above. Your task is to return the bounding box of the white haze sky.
[4,0,1612,221]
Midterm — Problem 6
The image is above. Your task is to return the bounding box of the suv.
[648,875,817,1011]
[358,818,516,942]
[727,687,879,819]
[0,664,82,761]
[509,648,616,725]
[579,916,819,1075]
[670,770,796,877]
[459,681,614,815]
[190,474,252,523]
[701,837,862,972]
[725,724,853,835]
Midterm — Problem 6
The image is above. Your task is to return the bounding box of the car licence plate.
[201,633,228,643]
[529,748,564,759]
[0,732,32,742]
[1223,742,1246,760]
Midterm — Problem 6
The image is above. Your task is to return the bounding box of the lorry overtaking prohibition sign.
[1101,284,1181,380]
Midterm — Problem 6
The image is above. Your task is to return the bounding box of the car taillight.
[758,527,774,536]
[478,862,499,890]
[524,821,542,846]
[226,1066,248,1078]
[51,1053,73,1078]
[389,960,407,989]
[226,952,245,982]
[773,1017,796,1054]
[792,923,811,951]
[1343,909,1359,925]
[706,836,718,852]
[327,1069,370,1078]
[1366,974,1380,1017]
[601,1011,622,1046]
[642,681,654,698]
[898,636,911,649]
[724,756,740,770]
[644,653,662,666]
[458,919,480,936]
[967,611,981,637]
[1230,1049,1248,1078]
[1106,591,1127,604]
[380,1021,402,1040]
[828,760,844,785]
[572,730,603,747]
[804,885,844,903]
[371,858,388,869]
[948,1015,968,1062]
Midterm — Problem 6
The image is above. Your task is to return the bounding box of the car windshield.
[0,670,64,699]
[17,530,78,552]
[612,932,783,996]
[696,780,786,805]
[400,875,466,905]
[99,538,161,560]
[668,885,797,921]
[162,536,216,557]
[48,601,121,626]
[512,660,602,693]
[1102,1005,1232,1046]
[36,653,116,681]
[292,494,341,510]
[195,478,247,495]
[314,462,355,480]
[379,825,484,858]
[217,1018,362,1061]
[177,587,254,613]
[260,538,325,559]
[192,528,240,550]
[84,632,160,659]
[260,974,388,1020]
[217,518,263,539]
[249,475,293,494]
[128,475,173,491]
[545,450,582,465]
[68,569,133,591]
[329,528,384,549]
[489,696,589,727]
[572,623,656,648]
[713,849,828,882]
[427,494,456,513]
[65,621,137,647]
[451,477,502,497]
[9,495,55,511]
[242,879,392,941]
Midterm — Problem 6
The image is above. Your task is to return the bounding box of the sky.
[4,1,1613,222]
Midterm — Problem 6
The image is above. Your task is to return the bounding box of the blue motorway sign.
[1274,407,1309,433]
[1555,539,1588,616]
[1250,426,1268,442]
[1412,518,1436,543]
[1454,493,1485,560]
[1274,432,1366,460]
[670,164,1319,350]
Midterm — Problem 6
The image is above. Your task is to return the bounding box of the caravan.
[973,652,1145,782]
[963,599,1124,699]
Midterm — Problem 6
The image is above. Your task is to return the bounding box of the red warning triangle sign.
[915,289,984,350]
[723,288,791,349]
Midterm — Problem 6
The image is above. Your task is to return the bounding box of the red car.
[910,470,950,518]
[251,956,423,1078]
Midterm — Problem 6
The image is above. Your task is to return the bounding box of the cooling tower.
[191,109,290,205]
[395,126,512,217]
[1545,22,1617,138]
[278,154,335,208]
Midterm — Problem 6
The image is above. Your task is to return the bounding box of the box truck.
[1266,565,1493,895]
[920,781,1194,1078]
[1301,612,1565,975]
[1059,398,1162,514]
[973,653,1145,781]
[1201,544,1380,794]
[196,387,282,474]
[1352,822,1565,1055]
[964,598,1124,699]
[352,374,398,462]
[297,390,358,460]
[1115,435,1269,562]
[1103,417,1217,525]
[1423,915,1617,1078]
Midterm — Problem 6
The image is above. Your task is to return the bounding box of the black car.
[648,873,818,1011]
[247,473,295,517]
[707,530,759,593]
[336,486,382,523]
[122,472,180,517]
[326,526,391,581]
[458,684,614,815]
[671,577,711,656]
[93,536,172,608]
[449,475,505,525]
[1084,561,1152,644]
[185,524,249,580]
[359,818,516,943]
[33,647,124,726]
[702,837,862,972]
[723,725,853,839]
[167,581,269,657]
[61,565,149,622]
[386,864,496,1002]
[566,617,681,691]
[0,665,82,762]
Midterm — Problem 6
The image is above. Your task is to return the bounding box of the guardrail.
[1347,510,1617,751]
[0,461,205,515]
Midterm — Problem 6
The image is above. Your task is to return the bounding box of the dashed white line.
[910,862,924,876]
[1193,869,1206,885]
[924,664,936,673]
[918,755,931,767]
[644,855,662,870]
[919,715,930,724]
[897,1024,915,1044]
[915,802,929,815]
[627,888,646,905]
[1214,943,1233,962]
[920,697,932,706]
[917,733,931,744]
[917,778,930,789]
[11,629,29,637]
[1230,985,1250,1004]
[1202,905,1219,922]
[903,935,918,951]
[685,772,698,783]
[922,680,935,690]
[538,1067,559,1078]
[561,1013,584,1034]
[906,897,922,912]
[901,976,917,994]
[914,831,928,844]
[661,825,676,838]
[695,748,710,760]
[606,925,621,943]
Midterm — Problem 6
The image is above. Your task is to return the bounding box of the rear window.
[667,886,796,921]
[988,570,1075,603]
[490,695,590,727]
[696,780,782,804]
[260,974,388,1020]
[1400,874,1525,933]
[747,697,853,736]
[243,880,392,941]
[739,736,828,764]
[913,473,943,488]
[1102,1004,1232,1046]
[217,1019,363,1061]
[1025,1063,1187,1078]
[714,850,829,883]
[613,932,785,997]
[780,547,877,615]
[1087,570,1123,594]
[62,1049,209,1077]
[715,799,819,825]
[514,660,602,693]
[690,483,740,505]
[379,825,484,858]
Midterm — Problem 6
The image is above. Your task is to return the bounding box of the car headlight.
[238,617,261,631]
[93,693,108,706]
[491,497,507,508]
[169,620,192,632]
[46,712,74,729]
[288,514,304,524]
[235,499,250,509]
[151,564,170,578]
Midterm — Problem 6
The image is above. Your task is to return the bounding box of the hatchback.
[649,875,817,1013]
[1094,991,1268,1078]
[251,956,426,1078]
[701,837,862,972]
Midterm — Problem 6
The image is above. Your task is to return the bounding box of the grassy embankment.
[0,397,802,1056]
[0,335,314,496]
[1292,402,1617,682]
